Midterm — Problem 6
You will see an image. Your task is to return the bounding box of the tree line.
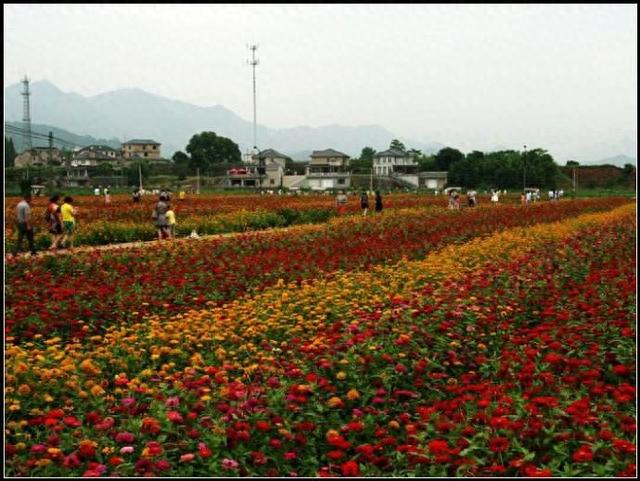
[353,140,562,190]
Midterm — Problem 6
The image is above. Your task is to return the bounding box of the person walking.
[491,190,499,204]
[360,191,369,216]
[152,195,170,240]
[374,190,383,213]
[166,204,177,239]
[104,186,111,205]
[336,190,348,216]
[467,190,477,208]
[46,194,63,250]
[12,193,37,257]
[60,196,77,250]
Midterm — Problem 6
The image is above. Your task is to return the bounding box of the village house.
[14,146,64,168]
[71,144,121,167]
[122,139,161,159]
[305,148,351,190]
[227,148,290,188]
[373,149,418,176]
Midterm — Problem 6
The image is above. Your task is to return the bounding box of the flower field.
[4,199,636,477]
[5,193,449,249]
[5,198,628,340]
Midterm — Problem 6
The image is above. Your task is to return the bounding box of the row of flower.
[5,193,453,249]
[5,198,628,340]
[4,203,636,476]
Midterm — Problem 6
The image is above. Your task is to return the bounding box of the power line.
[5,124,79,148]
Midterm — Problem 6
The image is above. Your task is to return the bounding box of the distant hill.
[4,80,444,158]
[5,121,121,153]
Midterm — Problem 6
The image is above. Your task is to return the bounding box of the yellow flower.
[336,371,347,380]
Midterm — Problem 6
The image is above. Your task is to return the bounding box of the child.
[60,196,77,250]
[166,204,176,239]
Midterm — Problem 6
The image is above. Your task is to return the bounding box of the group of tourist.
[10,193,76,257]
[336,191,383,216]
[447,189,478,210]
[152,194,177,240]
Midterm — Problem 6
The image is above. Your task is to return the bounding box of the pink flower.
[120,446,134,454]
[120,397,135,406]
[167,411,183,423]
[284,451,297,460]
[165,396,180,408]
[222,458,239,470]
[115,432,135,444]
[180,453,195,462]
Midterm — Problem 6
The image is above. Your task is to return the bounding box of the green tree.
[5,136,17,167]
[389,139,406,152]
[351,146,376,173]
[185,131,241,171]
[417,154,436,171]
[434,147,464,171]
[566,160,580,167]
[124,160,151,186]
[93,162,114,176]
[172,150,191,179]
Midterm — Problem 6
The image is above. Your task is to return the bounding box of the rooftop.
[310,149,349,158]
[258,148,290,160]
[123,139,160,145]
[375,149,411,158]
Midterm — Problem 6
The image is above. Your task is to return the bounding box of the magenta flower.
[222,458,239,470]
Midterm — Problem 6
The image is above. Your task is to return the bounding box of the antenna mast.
[21,75,32,151]
[247,44,259,153]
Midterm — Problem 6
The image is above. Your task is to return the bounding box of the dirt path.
[5,223,326,260]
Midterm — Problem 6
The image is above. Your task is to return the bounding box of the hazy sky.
[4,3,637,160]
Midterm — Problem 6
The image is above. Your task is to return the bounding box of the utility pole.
[138,161,143,191]
[523,144,527,193]
[370,167,374,193]
[196,167,200,194]
[48,131,54,164]
[21,75,32,152]
[573,166,577,197]
[247,44,259,152]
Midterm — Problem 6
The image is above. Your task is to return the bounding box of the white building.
[373,149,417,176]
[305,148,351,190]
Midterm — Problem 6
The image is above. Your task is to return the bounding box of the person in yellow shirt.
[179,190,186,201]
[166,204,177,239]
[60,196,77,249]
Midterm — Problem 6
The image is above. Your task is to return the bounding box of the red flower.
[327,450,344,460]
[572,445,593,463]
[489,437,509,453]
[428,439,450,456]
[167,411,183,423]
[341,460,360,477]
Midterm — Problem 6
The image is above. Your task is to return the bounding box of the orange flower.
[346,389,360,400]
[327,396,345,409]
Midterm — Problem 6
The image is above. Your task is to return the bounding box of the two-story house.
[72,145,121,167]
[227,148,290,188]
[373,149,418,176]
[122,139,161,159]
[306,148,351,190]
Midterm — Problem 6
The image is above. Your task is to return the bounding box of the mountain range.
[4,80,444,160]
[4,80,635,166]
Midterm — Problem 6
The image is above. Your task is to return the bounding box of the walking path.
[5,223,327,260]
